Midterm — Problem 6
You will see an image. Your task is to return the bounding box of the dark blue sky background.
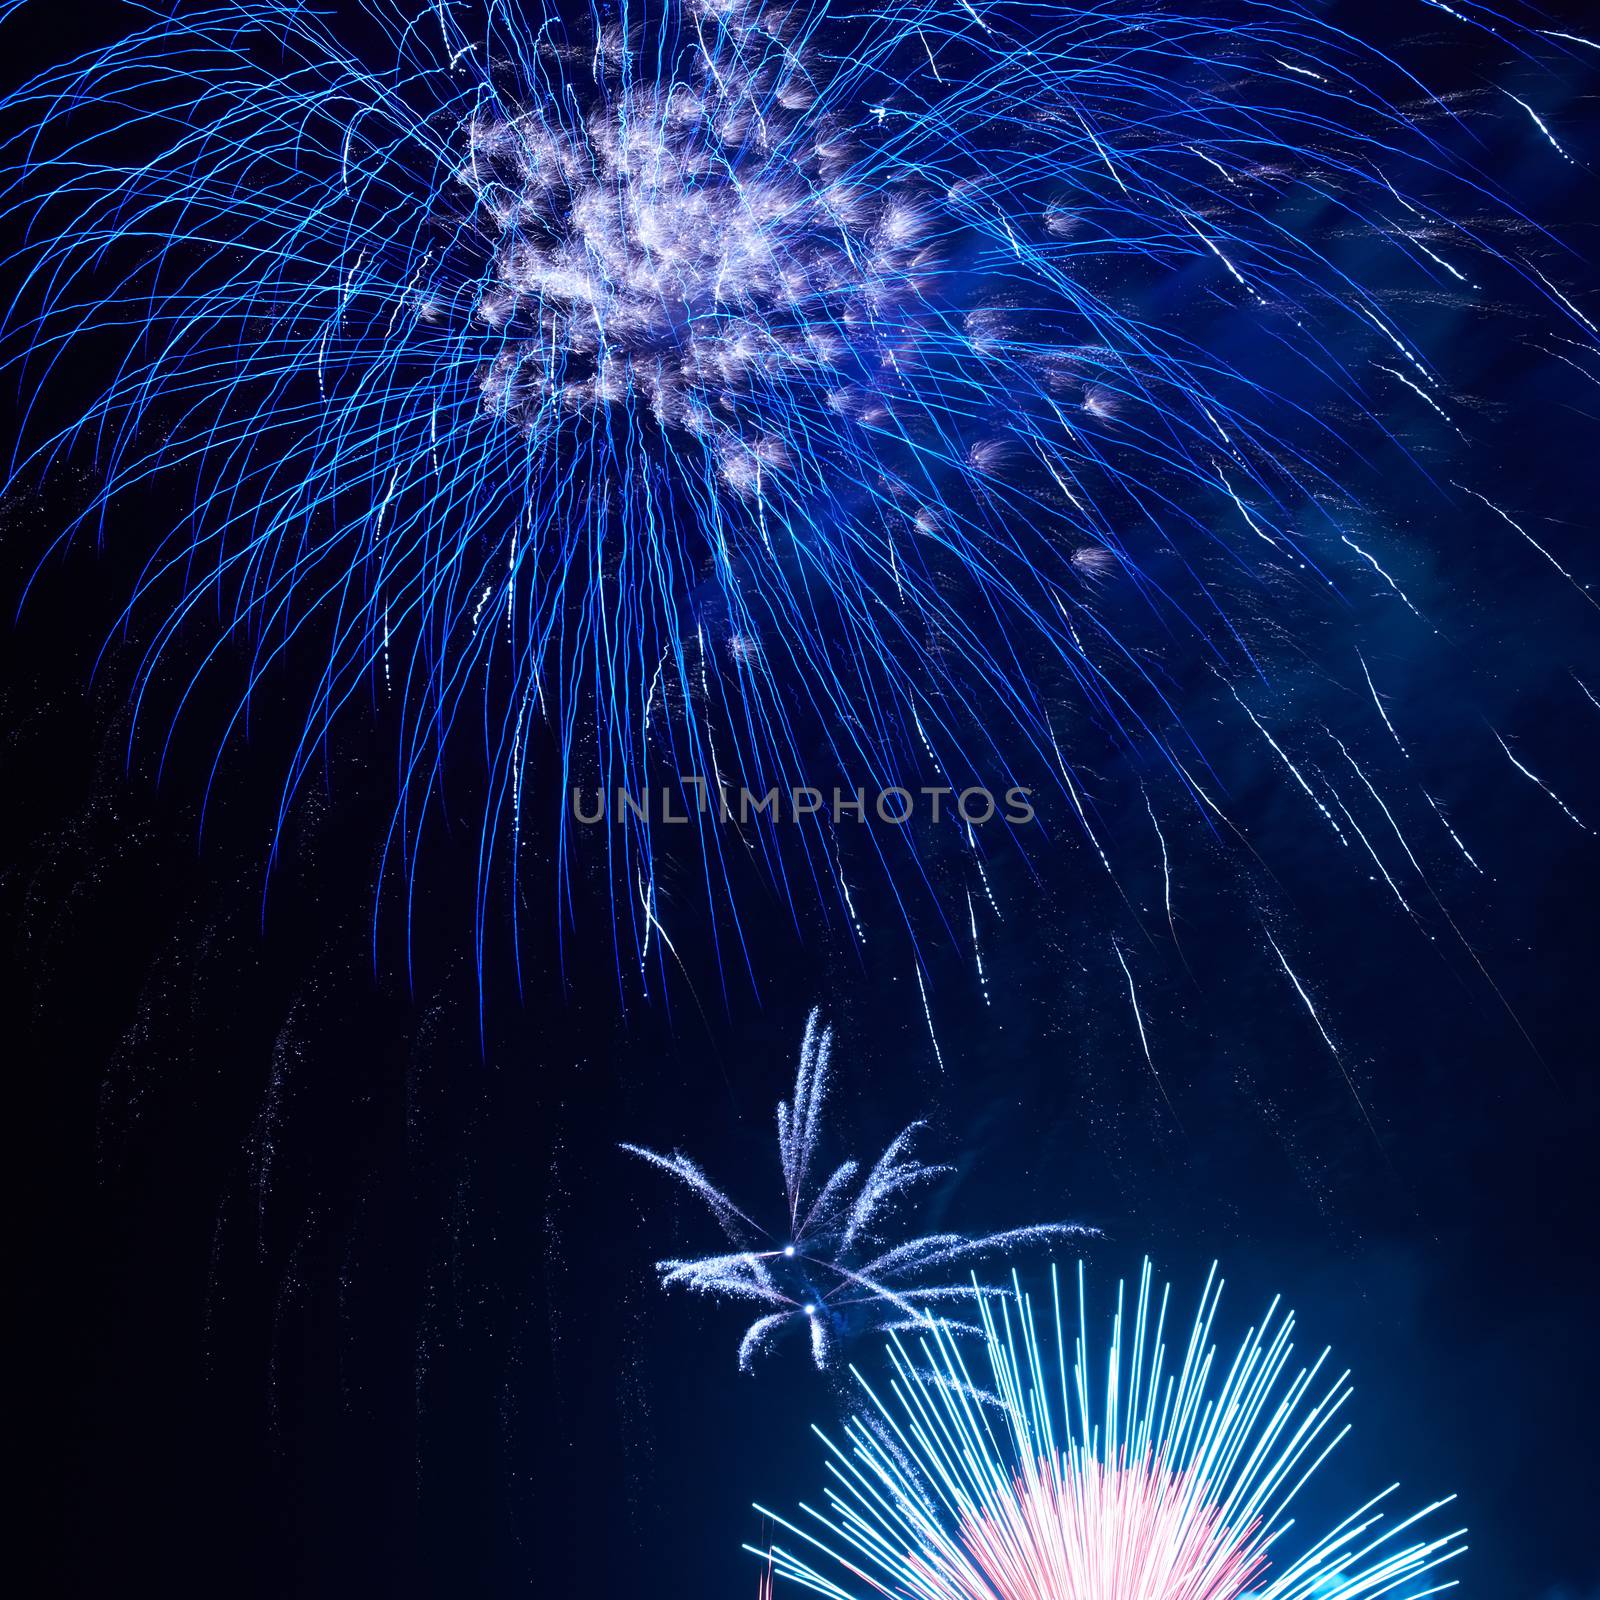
[5,1,1598,1595]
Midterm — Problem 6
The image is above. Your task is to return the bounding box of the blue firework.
[623,1007,1089,1369]
[753,1259,1465,1600]
[0,0,1590,991]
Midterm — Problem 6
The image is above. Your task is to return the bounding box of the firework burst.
[623,1008,1087,1369]
[754,1259,1465,1599]
[0,0,1592,994]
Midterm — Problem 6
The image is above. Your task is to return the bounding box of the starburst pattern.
[755,1260,1465,1600]
[754,1259,1465,1599]
[0,0,1592,994]
[623,1008,1086,1368]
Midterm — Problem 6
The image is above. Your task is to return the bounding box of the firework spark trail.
[1491,729,1591,834]
[1328,787,1416,920]
[1142,787,1184,967]
[1339,535,1428,626]
[623,1009,1087,1369]
[1455,487,1599,614]
[1328,731,1545,1059]
[966,891,989,1005]
[1328,732,1429,888]
[1504,89,1574,165]
[1357,652,1409,760]
[0,0,1590,991]
[1262,929,1383,1148]
[967,823,1001,920]
[1377,362,1463,436]
[1112,940,1179,1125]
[751,1259,1465,1600]
[1424,790,1485,874]
[1045,714,1118,883]
[1529,263,1599,339]
[913,963,947,1073]
[1230,688,1348,847]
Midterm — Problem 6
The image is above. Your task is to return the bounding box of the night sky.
[6,2,1599,1596]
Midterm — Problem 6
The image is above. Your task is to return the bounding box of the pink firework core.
[926,1459,1267,1600]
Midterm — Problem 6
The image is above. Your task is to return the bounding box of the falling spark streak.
[1187,144,1236,184]
[1328,732,1429,885]
[966,823,1001,920]
[1143,788,1181,956]
[1262,929,1383,1146]
[1574,673,1600,716]
[1528,263,1599,337]
[1356,302,1434,385]
[1455,486,1598,612]
[1376,364,1461,433]
[1112,942,1178,1123]
[1216,470,1278,547]
[1076,110,1128,194]
[1335,734,1545,1060]
[835,853,865,946]
[1424,790,1484,874]
[1045,713,1116,879]
[1491,730,1590,834]
[1230,688,1348,846]
[1503,90,1573,164]
[1532,340,1600,389]
[752,1260,1465,1600]
[1541,31,1599,52]
[1330,790,1415,918]
[624,1010,1087,1369]
[966,892,989,1005]
[1188,218,1261,301]
[915,964,946,1073]
[1340,534,1428,624]
[1358,652,1408,759]
[1399,215,1471,285]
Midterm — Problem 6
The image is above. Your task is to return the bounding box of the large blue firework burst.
[0,0,1591,995]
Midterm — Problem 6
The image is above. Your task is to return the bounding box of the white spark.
[1455,485,1597,612]
[624,1010,1088,1370]
[1423,790,1483,874]
[1358,652,1408,758]
[1230,687,1348,845]
[1504,90,1573,164]
[1491,729,1589,833]
[1341,534,1427,624]
[1263,929,1382,1143]
[915,963,946,1073]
